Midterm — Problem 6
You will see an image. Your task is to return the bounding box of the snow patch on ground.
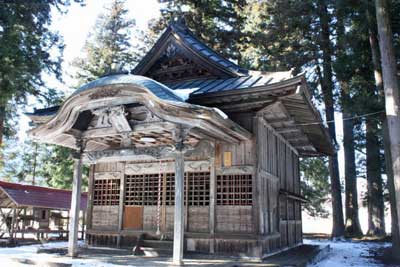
[305,239,391,267]
[0,241,119,267]
[0,239,392,267]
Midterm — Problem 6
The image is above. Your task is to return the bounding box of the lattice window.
[165,172,175,206]
[93,178,120,206]
[186,172,210,206]
[125,173,158,206]
[124,172,210,206]
[216,174,252,205]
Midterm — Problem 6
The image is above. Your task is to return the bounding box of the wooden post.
[86,165,95,231]
[117,163,126,247]
[68,152,83,257]
[184,172,189,231]
[173,150,185,265]
[22,208,26,240]
[161,173,167,233]
[209,155,216,254]
[9,208,16,242]
[81,211,86,240]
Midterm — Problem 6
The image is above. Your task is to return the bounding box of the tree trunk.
[367,3,397,240]
[366,117,386,236]
[383,118,400,248]
[0,104,5,148]
[342,95,363,237]
[318,0,345,238]
[375,0,400,256]
[336,2,363,237]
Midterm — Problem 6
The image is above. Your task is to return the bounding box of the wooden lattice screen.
[125,172,210,206]
[93,178,120,206]
[216,174,252,205]
[186,172,210,206]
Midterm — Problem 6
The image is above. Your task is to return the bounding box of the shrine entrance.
[121,161,212,234]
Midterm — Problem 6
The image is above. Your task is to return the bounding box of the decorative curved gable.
[132,22,248,83]
[28,75,251,151]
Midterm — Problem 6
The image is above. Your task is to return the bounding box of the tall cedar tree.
[367,0,400,244]
[73,0,138,84]
[334,0,363,237]
[375,0,400,255]
[343,1,386,237]
[0,0,82,147]
[316,0,345,237]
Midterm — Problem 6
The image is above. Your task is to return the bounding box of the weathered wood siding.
[188,207,209,232]
[217,140,254,166]
[92,206,119,230]
[256,117,302,253]
[215,206,253,233]
[91,162,122,231]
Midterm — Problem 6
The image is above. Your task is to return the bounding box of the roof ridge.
[132,21,248,78]
[169,22,248,75]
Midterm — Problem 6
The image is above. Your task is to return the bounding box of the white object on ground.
[305,239,390,267]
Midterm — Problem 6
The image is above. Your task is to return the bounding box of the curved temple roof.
[27,74,252,151]
[74,74,184,102]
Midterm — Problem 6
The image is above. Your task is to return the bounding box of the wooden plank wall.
[91,162,123,231]
[92,206,119,230]
[215,206,253,233]
[214,139,255,234]
[256,117,302,253]
[218,140,254,166]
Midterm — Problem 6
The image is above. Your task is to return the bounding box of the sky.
[19,0,161,140]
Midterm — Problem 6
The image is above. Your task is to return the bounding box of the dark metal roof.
[167,71,294,96]
[27,75,185,118]
[0,181,87,210]
[132,21,248,77]
[74,74,184,102]
[25,107,58,118]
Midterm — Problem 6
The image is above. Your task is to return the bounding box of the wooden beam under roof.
[276,126,302,134]
[82,121,176,139]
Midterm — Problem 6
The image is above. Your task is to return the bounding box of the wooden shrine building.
[26,22,333,263]
[0,181,87,242]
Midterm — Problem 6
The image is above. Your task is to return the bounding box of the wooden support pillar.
[209,148,216,253]
[81,211,86,240]
[86,165,95,231]
[161,173,167,233]
[68,152,83,257]
[117,163,126,248]
[9,208,16,242]
[173,150,185,265]
[22,208,26,240]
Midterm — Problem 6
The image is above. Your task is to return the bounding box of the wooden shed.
[0,181,87,242]
[26,21,333,262]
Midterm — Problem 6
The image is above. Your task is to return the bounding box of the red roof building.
[0,181,87,210]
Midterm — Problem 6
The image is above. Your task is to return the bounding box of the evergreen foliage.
[72,0,140,85]
[300,157,330,218]
[0,0,83,146]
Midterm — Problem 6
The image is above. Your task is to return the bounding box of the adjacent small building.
[26,21,333,261]
[0,181,87,241]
